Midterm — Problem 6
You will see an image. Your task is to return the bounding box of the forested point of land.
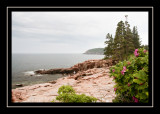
[84,48,104,55]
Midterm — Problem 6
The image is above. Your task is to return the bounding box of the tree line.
[104,17,148,61]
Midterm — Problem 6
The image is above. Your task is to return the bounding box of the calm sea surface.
[12,53,104,89]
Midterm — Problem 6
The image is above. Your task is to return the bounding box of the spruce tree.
[104,16,141,61]
[112,21,126,61]
[123,21,135,60]
[132,26,141,49]
[104,33,114,59]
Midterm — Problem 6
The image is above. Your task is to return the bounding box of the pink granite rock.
[12,67,116,102]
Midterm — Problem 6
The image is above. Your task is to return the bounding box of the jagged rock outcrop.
[35,59,116,75]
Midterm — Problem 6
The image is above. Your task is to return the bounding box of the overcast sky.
[12,12,148,53]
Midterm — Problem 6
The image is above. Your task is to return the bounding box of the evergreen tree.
[104,33,114,59]
[112,21,126,61]
[123,21,135,60]
[104,16,141,61]
[132,26,141,49]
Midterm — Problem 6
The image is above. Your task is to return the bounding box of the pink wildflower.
[133,96,139,103]
[123,66,126,71]
[114,88,117,91]
[112,69,115,72]
[134,51,139,57]
[132,96,135,100]
[134,98,139,103]
[121,66,127,75]
[143,49,147,53]
[128,83,131,87]
[134,49,139,57]
[135,49,138,52]
[136,53,139,57]
[121,70,125,75]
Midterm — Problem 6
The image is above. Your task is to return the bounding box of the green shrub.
[55,85,97,103]
[110,48,149,103]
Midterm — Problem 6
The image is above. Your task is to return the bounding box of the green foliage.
[112,94,133,103]
[141,44,149,50]
[110,48,148,103]
[51,99,55,102]
[57,85,75,95]
[55,85,97,103]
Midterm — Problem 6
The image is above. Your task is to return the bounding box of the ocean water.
[12,53,104,89]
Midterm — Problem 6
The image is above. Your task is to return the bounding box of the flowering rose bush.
[110,48,149,103]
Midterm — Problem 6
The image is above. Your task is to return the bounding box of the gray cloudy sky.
[12,12,148,53]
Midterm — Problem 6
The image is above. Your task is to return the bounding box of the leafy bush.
[110,48,149,103]
[55,85,97,103]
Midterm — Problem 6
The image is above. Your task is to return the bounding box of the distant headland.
[83,48,104,55]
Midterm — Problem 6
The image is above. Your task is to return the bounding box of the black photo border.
[6,6,153,108]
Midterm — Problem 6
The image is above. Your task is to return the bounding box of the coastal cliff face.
[12,59,117,102]
[35,59,116,75]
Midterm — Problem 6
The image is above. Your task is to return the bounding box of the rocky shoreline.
[34,59,116,75]
[12,59,117,102]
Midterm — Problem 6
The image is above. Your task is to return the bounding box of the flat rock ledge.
[12,67,116,103]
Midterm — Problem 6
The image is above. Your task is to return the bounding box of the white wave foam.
[24,71,35,76]
[24,71,43,77]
